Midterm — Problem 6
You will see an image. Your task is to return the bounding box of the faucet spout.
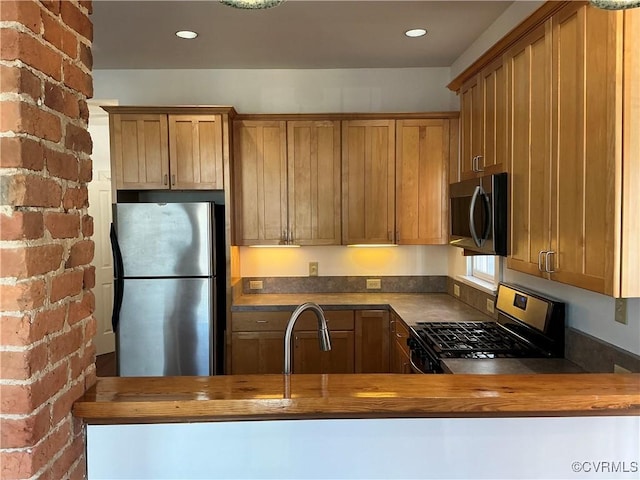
[283,302,332,375]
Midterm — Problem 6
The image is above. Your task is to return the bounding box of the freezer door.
[114,203,213,278]
[117,278,213,376]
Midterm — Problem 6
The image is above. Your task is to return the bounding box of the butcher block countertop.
[73,374,640,424]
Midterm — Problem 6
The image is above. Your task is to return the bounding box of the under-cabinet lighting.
[248,245,301,248]
[347,244,399,248]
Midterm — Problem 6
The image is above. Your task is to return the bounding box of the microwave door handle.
[469,185,482,247]
[480,190,492,243]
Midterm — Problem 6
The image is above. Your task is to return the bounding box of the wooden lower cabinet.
[354,310,390,373]
[231,331,284,375]
[390,313,412,374]
[293,331,354,374]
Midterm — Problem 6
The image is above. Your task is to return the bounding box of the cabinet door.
[169,115,223,190]
[396,119,449,245]
[480,58,507,176]
[459,76,482,181]
[110,114,169,190]
[233,120,287,245]
[389,315,411,374]
[293,331,355,374]
[549,4,619,294]
[287,121,341,245]
[230,331,284,374]
[354,310,389,373]
[342,120,395,244]
[505,21,552,278]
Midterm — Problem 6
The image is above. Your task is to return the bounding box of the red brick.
[81,214,93,237]
[33,304,67,340]
[42,10,78,60]
[0,174,62,208]
[64,122,92,154]
[84,315,96,339]
[70,342,95,379]
[49,325,83,365]
[0,244,63,279]
[0,344,48,381]
[78,158,92,183]
[28,417,72,475]
[62,186,88,210]
[79,99,89,123]
[0,408,51,450]
[0,101,62,142]
[60,1,92,42]
[68,455,87,480]
[67,292,94,325]
[82,265,95,289]
[79,41,92,70]
[51,381,84,426]
[41,0,61,15]
[79,0,93,15]
[0,64,41,99]
[50,269,84,302]
[0,280,46,312]
[0,0,43,34]
[0,136,44,170]
[0,211,44,240]
[44,211,80,239]
[0,314,31,346]
[62,60,92,98]
[0,450,34,479]
[48,429,85,480]
[0,29,62,81]
[45,148,79,181]
[44,82,80,120]
[0,383,36,415]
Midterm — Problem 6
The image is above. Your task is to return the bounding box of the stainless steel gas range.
[408,284,565,374]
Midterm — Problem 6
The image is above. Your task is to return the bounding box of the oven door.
[408,337,443,374]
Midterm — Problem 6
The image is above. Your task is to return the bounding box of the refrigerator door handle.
[110,223,125,332]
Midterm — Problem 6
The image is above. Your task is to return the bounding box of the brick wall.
[0,1,95,479]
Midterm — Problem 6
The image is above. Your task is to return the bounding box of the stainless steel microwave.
[449,173,508,256]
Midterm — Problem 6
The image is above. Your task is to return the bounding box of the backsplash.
[242,276,447,294]
[447,277,498,319]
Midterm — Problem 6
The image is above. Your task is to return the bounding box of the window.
[471,255,496,283]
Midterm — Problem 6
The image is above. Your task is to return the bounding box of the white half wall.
[93,67,458,113]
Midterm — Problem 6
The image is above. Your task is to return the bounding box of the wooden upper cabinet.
[110,114,169,190]
[287,121,341,245]
[233,120,287,245]
[168,115,224,190]
[505,21,552,279]
[458,59,507,181]
[342,120,396,245]
[109,110,225,191]
[396,119,450,245]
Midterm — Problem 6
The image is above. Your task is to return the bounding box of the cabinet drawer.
[232,310,354,332]
[390,314,410,355]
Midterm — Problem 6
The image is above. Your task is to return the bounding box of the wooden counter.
[74,373,640,424]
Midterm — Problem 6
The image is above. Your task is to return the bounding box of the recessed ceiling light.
[175,30,198,39]
[405,28,427,38]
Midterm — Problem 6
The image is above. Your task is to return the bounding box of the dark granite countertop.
[232,292,493,326]
[442,358,586,374]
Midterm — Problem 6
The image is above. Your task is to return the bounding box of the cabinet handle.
[538,251,546,272]
[282,230,287,245]
[475,155,484,172]
[256,320,267,324]
[390,319,396,333]
[545,251,556,273]
[471,156,477,172]
[163,174,168,186]
[289,230,294,245]
[171,174,176,186]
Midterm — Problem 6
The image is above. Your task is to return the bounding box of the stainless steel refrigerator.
[110,202,224,377]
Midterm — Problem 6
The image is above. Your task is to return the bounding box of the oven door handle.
[409,350,427,374]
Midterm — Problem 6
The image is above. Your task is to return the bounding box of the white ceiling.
[92,1,514,69]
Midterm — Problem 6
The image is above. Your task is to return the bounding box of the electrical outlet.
[614,364,632,374]
[486,298,495,314]
[309,262,318,277]
[249,280,263,290]
[366,278,381,290]
[454,284,460,297]
[614,298,628,325]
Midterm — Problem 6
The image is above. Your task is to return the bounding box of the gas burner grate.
[415,321,539,357]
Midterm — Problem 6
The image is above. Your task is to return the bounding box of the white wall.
[93,68,458,113]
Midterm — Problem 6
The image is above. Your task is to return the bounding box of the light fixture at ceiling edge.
[589,0,640,9]
[220,0,285,9]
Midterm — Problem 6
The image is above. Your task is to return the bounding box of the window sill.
[455,275,498,296]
